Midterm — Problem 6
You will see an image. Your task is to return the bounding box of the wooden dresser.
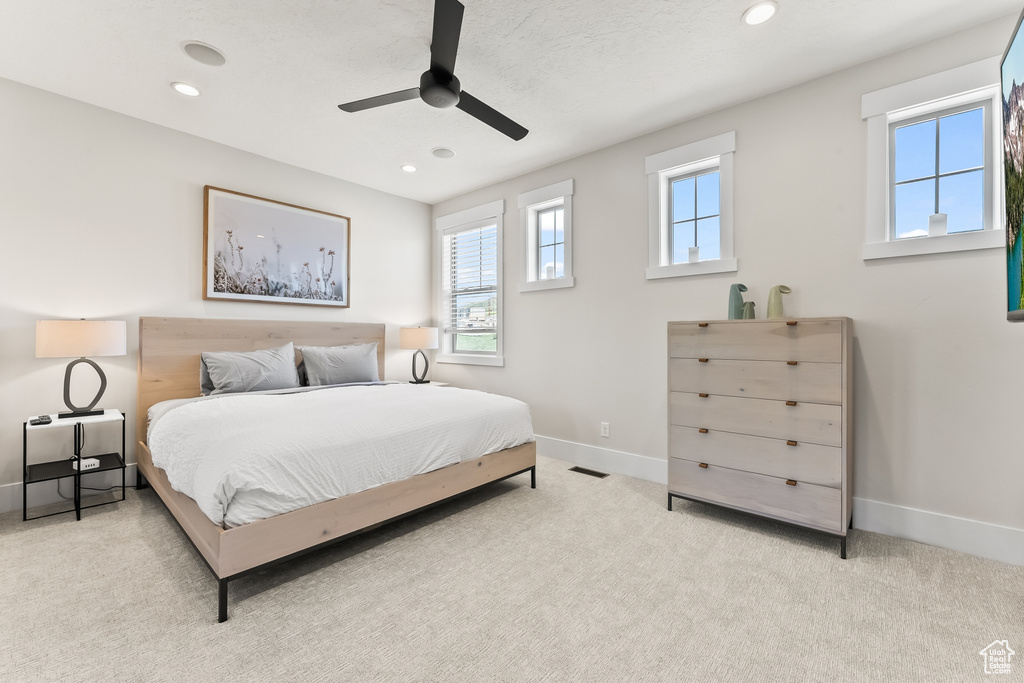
[667,318,852,557]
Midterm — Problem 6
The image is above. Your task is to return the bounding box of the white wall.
[0,78,432,511]
[432,16,1024,561]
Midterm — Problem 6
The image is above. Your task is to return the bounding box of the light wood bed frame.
[136,317,536,622]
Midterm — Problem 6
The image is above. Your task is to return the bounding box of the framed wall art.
[1004,9,1024,320]
[203,186,351,307]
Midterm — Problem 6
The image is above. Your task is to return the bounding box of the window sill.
[436,354,504,367]
[518,277,575,292]
[646,258,738,280]
[862,229,1001,260]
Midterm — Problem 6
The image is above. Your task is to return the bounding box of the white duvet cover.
[147,383,534,527]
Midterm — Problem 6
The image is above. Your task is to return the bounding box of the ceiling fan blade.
[338,88,420,113]
[456,91,529,141]
[430,0,464,75]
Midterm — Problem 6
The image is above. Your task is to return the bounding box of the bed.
[135,317,536,622]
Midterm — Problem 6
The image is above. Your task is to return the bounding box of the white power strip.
[72,458,100,471]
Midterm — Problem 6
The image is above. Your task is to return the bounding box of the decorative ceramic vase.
[767,285,791,319]
[742,301,756,319]
[728,284,748,320]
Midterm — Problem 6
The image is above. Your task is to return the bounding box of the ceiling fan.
[338,0,528,141]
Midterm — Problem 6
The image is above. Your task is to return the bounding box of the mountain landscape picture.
[1003,11,1024,319]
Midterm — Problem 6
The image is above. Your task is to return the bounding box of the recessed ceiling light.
[172,82,200,97]
[182,41,226,66]
[401,164,417,173]
[432,147,456,159]
[742,1,778,25]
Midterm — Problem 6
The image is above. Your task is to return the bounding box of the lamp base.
[62,358,108,417]
[410,349,431,384]
[58,409,105,419]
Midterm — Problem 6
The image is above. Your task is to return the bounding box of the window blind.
[444,223,498,343]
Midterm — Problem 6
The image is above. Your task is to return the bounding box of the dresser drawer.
[668,319,843,362]
[668,458,842,533]
[669,358,842,404]
[670,392,842,447]
[670,426,842,487]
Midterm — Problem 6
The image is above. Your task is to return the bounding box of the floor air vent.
[568,466,609,479]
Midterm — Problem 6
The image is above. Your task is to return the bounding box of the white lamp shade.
[399,326,439,350]
[36,320,127,358]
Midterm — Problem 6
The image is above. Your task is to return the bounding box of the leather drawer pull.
[698,358,709,363]
[787,361,798,366]
[698,463,709,469]
[785,479,797,486]
[786,401,798,406]
[698,428,709,434]
[786,440,798,447]
[698,323,709,327]
[786,321,798,326]
[698,393,709,398]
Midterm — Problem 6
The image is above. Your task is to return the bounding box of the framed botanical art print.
[203,186,351,307]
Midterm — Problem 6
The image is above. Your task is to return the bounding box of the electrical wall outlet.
[600,422,610,438]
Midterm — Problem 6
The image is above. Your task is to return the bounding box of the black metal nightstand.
[23,410,126,521]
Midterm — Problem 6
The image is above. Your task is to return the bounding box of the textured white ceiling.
[0,0,1018,204]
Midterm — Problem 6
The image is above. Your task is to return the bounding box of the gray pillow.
[298,343,379,386]
[200,342,300,395]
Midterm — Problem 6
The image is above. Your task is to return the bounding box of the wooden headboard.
[137,317,386,445]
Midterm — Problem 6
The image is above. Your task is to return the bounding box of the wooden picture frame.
[203,186,351,307]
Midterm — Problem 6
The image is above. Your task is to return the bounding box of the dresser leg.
[667,493,673,511]
[840,536,847,560]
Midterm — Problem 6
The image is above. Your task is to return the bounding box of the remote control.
[29,415,52,426]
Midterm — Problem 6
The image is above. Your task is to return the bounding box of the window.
[436,200,504,366]
[518,179,574,291]
[646,131,736,279]
[891,103,987,239]
[670,169,721,263]
[862,57,1002,260]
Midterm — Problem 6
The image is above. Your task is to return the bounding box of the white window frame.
[436,199,504,367]
[518,179,574,292]
[646,131,737,279]
[862,57,1003,260]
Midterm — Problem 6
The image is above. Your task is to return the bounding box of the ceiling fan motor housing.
[420,70,460,108]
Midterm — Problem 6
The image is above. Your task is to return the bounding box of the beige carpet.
[1,455,1021,682]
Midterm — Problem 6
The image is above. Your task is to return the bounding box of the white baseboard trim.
[0,464,137,516]
[535,435,667,485]
[852,496,1024,566]
[536,434,1024,566]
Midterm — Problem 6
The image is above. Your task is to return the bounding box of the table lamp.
[399,326,438,384]
[36,319,127,418]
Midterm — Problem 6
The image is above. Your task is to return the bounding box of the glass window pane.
[894,119,936,182]
[672,220,695,264]
[696,216,720,260]
[894,178,935,238]
[539,210,555,247]
[940,169,984,233]
[455,333,496,353]
[554,207,564,245]
[939,108,984,175]
[539,245,555,279]
[554,244,564,278]
[696,172,720,219]
[672,177,695,223]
